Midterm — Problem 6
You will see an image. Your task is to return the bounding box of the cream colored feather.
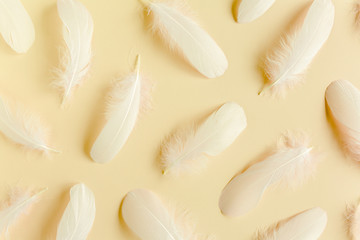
[0,96,58,153]
[90,55,151,164]
[139,0,228,78]
[161,102,247,175]
[235,0,276,23]
[325,80,360,161]
[255,207,327,240]
[346,201,360,240]
[219,131,317,217]
[55,0,93,106]
[56,183,96,240]
[260,0,334,96]
[0,0,35,53]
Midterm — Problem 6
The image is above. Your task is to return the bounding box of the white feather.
[0,96,57,153]
[235,0,276,23]
[140,0,228,78]
[161,102,247,175]
[90,55,151,164]
[56,183,96,240]
[0,0,35,53]
[346,201,360,240]
[255,207,327,240]
[55,0,93,106]
[219,132,317,217]
[325,80,360,161]
[260,0,334,96]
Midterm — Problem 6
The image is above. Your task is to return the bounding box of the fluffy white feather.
[219,131,317,217]
[346,201,360,240]
[55,0,93,106]
[56,183,96,240]
[140,0,228,78]
[325,80,360,161]
[260,0,334,96]
[161,102,247,175]
[0,96,57,153]
[255,207,327,240]
[0,188,46,238]
[0,0,35,53]
[235,0,276,23]
[90,55,151,164]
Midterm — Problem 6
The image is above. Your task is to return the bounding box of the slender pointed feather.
[55,0,93,105]
[260,0,334,96]
[140,0,228,78]
[219,132,317,217]
[235,0,276,23]
[56,183,96,240]
[0,0,35,53]
[255,207,327,240]
[346,201,360,240]
[161,102,247,175]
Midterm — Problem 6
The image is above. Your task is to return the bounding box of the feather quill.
[255,207,327,240]
[139,0,228,78]
[90,55,151,164]
[0,0,35,53]
[346,201,360,240]
[56,183,96,240]
[0,188,46,238]
[161,102,247,175]
[0,96,58,153]
[260,0,334,96]
[55,0,93,106]
[235,0,276,23]
[219,131,317,217]
[325,80,360,161]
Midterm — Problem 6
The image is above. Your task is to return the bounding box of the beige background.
[0,0,358,239]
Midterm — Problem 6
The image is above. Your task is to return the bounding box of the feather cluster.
[235,0,276,23]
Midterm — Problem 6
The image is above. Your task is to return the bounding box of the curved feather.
[140,0,228,78]
[56,0,93,105]
[0,0,35,53]
[260,0,334,96]
[56,183,96,240]
[161,102,247,175]
[219,132,316,217]
[256,207,327,240]
[235,0,276,23]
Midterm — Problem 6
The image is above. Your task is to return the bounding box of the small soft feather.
[161,102,247,175]
[346,201,360,240]
[0,0,35,53]
[235,0,276,23]
[219,131,317,217]
[140,0,228,78]
[56,183,96,240]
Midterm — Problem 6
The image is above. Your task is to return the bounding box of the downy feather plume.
[90,55,152,164]
[0,187,46,238]
[235,0,276,23]
[0,96,58,153]
[219,131,318,217]
[355,0,360,27]
[255,207,327,240]
[139,0,228,78]
[56,183,96,240]
[346,200,360,240]
[260,0,334,96]
[55,0,93,106]
[122,188,213,240]
[325,80,360,161]
[0,0,35,53]
[161,102,247,175]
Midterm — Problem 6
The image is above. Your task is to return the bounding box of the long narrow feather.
[219,131,317,217]
[260,0,334,96]
[0,96,58,153]
[325,80,360,161]
[235,0,276,23]
[0,0,35,53]
[56,183,96,240]
[139,0,228,78]
[0,188,46,238]
[161,102,247,175]
[255,207,327,240]
[55,0,93,106]
[90,55,151,164]
[346,201,360,240]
